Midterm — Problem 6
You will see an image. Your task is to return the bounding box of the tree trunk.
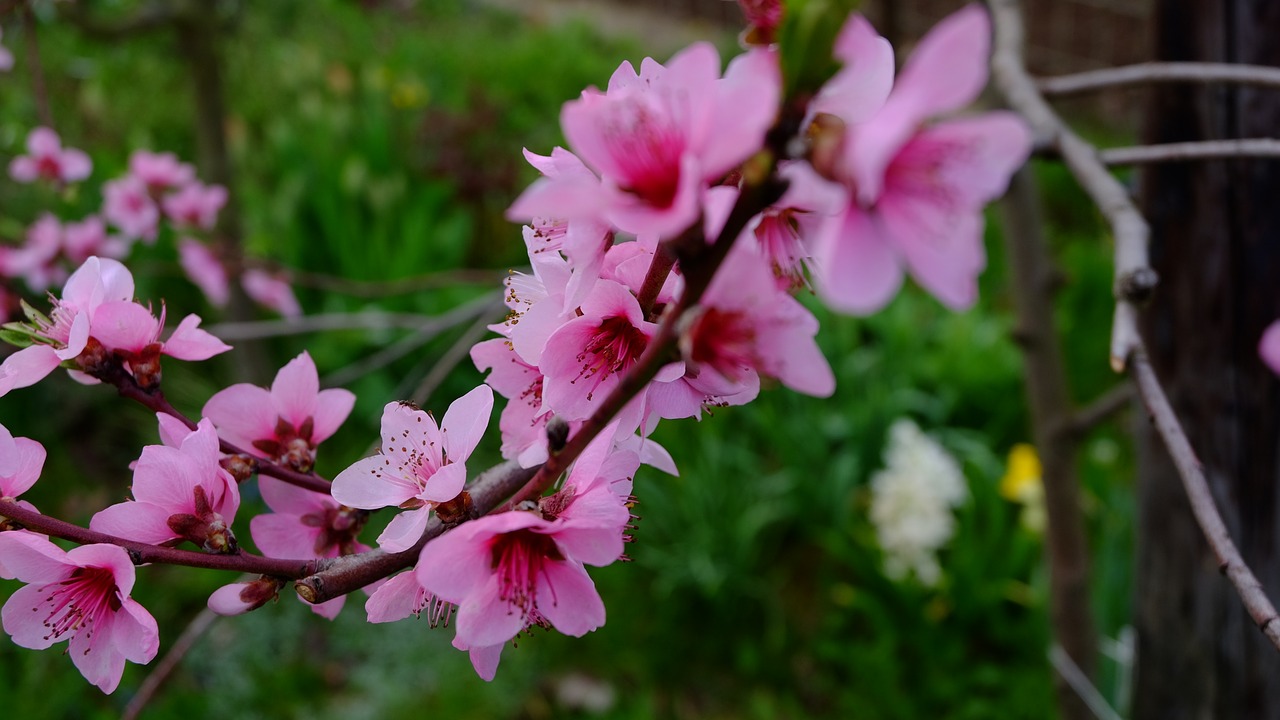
[1135,1,1280,718]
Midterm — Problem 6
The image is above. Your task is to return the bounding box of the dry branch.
[1039,61,1280,96]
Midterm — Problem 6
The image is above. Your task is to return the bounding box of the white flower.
[869,419,968,586]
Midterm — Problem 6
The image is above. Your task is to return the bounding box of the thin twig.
[1048,645,1126,720]
[282,266,509,298]
[405,313,495,406]
[1100,139,1280,166]
[204,310,468,341]
[122,607,221,720]
[320,292,503,387]
[989,0,1153,372]
[1070,383,1133,436]
[1039,61,1280,96]
[1130,347,1280,651]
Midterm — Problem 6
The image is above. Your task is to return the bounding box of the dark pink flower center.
[687,308,756,380]
[490,529,564,615]
[37,567,121,643]
[574,316,649,400]
[36,155,62,180]
[605,100,684,209]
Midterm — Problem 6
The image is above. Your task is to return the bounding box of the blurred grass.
[0,0,1134,717]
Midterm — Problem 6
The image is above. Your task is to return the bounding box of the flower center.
[490,529,564,616]
[605,97,685,209]
[687,307,756,379]
[39,567,120,643]
[575,316,649,401]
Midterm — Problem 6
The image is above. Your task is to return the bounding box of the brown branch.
[1130,347,1280,650]
[1039,61,1280,96]
[989,0,1154,373]
[406,313,495,406]
[0,500,320,577]
[1100,139,1280,165]
[121,606,220,720]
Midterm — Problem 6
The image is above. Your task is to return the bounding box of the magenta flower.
[162,181,228,230]
[811,5,1032,313]
[63,216,129,266]
[0,28,12,72]
[1261,320,1280,374]
[203,351,354,472]
[207,577,285,617]
[128,150,194,193]
[0,422,46,519]
[8,127,92,185]
[332,385,494,552]
[177,238,230,307]
[250,477,369,619]
[416,478,629,651]
[102,176,160,243]
[0,256,136,397]
[90,418,241,552]
[241,268,302,318]
[365,570,453,626]
[85,300,231,389]
[808,13,895,126]
[0,533,159,693]
[682,245,834,397]
[511,42,779,240]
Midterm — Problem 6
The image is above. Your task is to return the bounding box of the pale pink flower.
[177,238,230,306]
[85,300,231,388]
[0,533,159,693]
[0,256,135,396]
[63,216,129,266]
[128,150,194,193]
[808,14,895,126]
[0,422,45,514]
[682,244,834,397]
[365,570,453,626]
[0,28,12,72]
[162,182,228,230]
[0,214,66,292]
[1261,320,1280,374]
[207,577,285,617]
[811,5,1032,313]
[241,268,302,318]
[102,176,160,243]
[8,127,92,184]
[471,337,555,467]
[90,418,240,551]
[203,351,354,472]
[332,385,494,552]
[250,477,369,619]
[511,42,780,240]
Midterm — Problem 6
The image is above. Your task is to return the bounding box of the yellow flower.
[1000,443,1042,503]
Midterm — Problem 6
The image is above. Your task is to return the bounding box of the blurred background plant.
[0,0,1135,717]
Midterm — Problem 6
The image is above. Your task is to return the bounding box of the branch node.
[1115,268,1159,304]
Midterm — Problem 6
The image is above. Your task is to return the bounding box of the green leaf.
[778,0,859,100]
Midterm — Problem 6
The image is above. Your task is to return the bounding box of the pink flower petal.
[90,301,159,353]
[271,351,320,430]
[375,506,433,553]
[0,532,72,583]
[441,385,493,465]
[250,512,324,559]
[202,383,277,452]
[813,206,904,315]
[1261,320,1280,374]
[535,560,605,637]
[331,455,421,509]
[0,345,63,397]
[163,314,231,360]
[311,388,355,445]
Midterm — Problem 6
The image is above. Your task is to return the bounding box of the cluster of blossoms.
[1,132,300,322]
[869,419,969,586]
[0,1,1035,692]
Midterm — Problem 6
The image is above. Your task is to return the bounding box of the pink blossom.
[1261,320,1280,374]
[241,268,302,318]
[90,418,240,551]
[417,476,629,652]
[162,182,228,230]
[250,477,369,619]
[808,14,895,126]
[511,43,780,240]
[332,385,493,552]
[177,238,230,306]
[85,300,231,388]
[8,127,92,185]
[102,176,160,243]
[203,351,354,472]
[365,570,453,626]
[0,256,136,397]
[0,214,66,292]
[811,5,1032,313]
[63,216,129,266]
[207,577,284,617]
[0,422,45,517]
[737,0,783,43]
[128,150,194,193]
[471,338,555,467]
[0,533,159,693]
[682,244,834,397]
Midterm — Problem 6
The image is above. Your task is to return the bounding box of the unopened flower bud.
[219,454,257,483]
[208,576,285,616]
[435,491,475,526]
[130,342,165,390]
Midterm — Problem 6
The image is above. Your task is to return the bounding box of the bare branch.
[122,607,220,720]
[282,266,509,298]
[1131,348,1280,651]
[204,309,480,342]
[989,0,1153,371]
[1070,383,1133,436]
[1039,62,1280,96]
[1101,138,1280,165]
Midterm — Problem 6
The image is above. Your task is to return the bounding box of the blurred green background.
[0,0,1134,717]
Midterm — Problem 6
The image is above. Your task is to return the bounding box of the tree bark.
[1135,1,1280,717]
